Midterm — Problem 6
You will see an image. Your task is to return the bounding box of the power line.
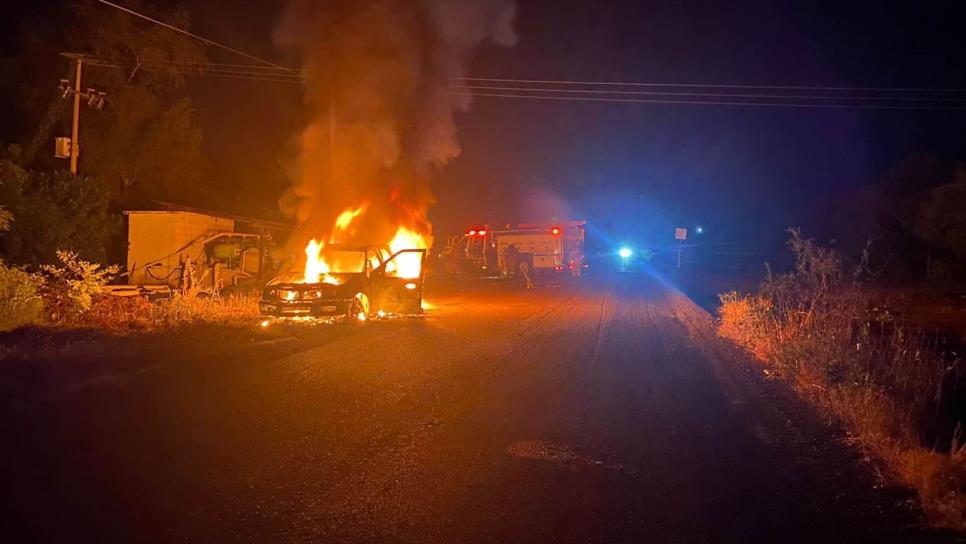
[94,0,298,74]
[80,58,966,110]
[84,59,305,83]
[452,85,966,103]
[462,76,966,94]
[141,60,300,71]
[171,71,304,84]
[86,59,965,103]
[90,57,966,96]
[454,91,966,111]
[77,7,966,98]
[94,56,966,101]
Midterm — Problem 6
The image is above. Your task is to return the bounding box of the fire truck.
[443,221,586,277]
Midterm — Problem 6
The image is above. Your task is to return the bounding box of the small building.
[123,202,289,290]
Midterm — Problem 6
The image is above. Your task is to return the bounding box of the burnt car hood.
[264,275,365,300]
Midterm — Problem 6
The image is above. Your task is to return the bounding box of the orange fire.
[301,205,429,284]
[333,203,369,234]
[386,226,427,279]
[303,239,340,285]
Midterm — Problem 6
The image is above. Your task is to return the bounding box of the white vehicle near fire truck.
[443,221,587,277]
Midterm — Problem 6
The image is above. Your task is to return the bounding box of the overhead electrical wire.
[84,58,966,104]
[93,0,966,111]
[460,76,966,94]
[82,58,966,110]
[451,91,966,110]
[102,56,966,96]
[94,0,298,73]
[451,84,966,103]
[83,59,305,83]
[81,0,966,112]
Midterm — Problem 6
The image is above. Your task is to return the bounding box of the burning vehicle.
[260,241,426,320]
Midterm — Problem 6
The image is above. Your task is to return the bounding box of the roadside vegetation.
[86,288,259,331]
[0,247,262,361]
[718,228,966,528]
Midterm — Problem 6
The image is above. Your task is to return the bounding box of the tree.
[916,166,966,261]
[878,154,956,236]
[859,154,961,279]
[66,1,209,203]
[0,148,118,265]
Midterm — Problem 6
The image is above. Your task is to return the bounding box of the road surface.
[0,273,952,542]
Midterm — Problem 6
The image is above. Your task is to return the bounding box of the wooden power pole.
[69,55,83,175]
[58,53,106,176]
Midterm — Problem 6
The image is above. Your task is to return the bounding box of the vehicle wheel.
[347,293,370,322]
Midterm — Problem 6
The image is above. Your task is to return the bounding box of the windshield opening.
[322,249,366,273]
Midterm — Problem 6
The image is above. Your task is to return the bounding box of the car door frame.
[369,248,427,314]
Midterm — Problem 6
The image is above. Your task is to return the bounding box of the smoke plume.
[274,0,517,251]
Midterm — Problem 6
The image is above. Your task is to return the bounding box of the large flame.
[304,239,340,285]
[302,206,428,284]
[386,226,427,279]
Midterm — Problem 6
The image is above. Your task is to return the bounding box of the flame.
[301,205,428,284]
[333,203,369,234]
[385,226,427,279]
[304,239,341,285]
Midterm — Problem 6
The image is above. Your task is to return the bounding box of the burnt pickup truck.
[259,245,426,319]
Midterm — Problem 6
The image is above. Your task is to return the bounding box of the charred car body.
[259,245,426,319]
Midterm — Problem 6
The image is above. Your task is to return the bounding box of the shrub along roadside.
[0,249,259,334]
[717,228,965,529]
[0,262,44,331]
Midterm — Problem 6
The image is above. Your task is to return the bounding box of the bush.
[39,250,120,323]
[717,228,964,527]
[0,261,44,331]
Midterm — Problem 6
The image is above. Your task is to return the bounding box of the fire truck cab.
[451,221,586,277]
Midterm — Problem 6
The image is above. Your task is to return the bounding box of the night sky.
[2,0,964,256]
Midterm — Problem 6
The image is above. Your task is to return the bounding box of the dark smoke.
[274,0,517,250]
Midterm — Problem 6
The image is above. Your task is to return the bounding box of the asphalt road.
[0,273,954,542]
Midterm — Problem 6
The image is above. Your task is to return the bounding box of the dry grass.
[0,292,271,364]
[87,292,260,331]
[717,229,966,529]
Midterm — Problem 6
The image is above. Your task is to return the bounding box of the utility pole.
[57,53,106,176]
[69,55,83,175]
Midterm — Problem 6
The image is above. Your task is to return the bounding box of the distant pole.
[674,227,688,269]
[69,56,83,175]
